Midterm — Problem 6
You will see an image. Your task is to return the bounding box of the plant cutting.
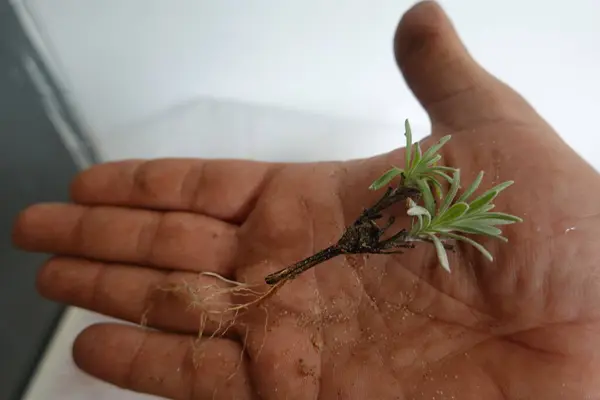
[264,119,522,283]
[158,119,522,340]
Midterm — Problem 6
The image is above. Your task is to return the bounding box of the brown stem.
[264,246,343,285]
[363,186,420,219]
[263,185,422,285]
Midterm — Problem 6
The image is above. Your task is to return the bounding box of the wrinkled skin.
[12,2,600,399]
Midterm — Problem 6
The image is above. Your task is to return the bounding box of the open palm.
[13,2,600,399]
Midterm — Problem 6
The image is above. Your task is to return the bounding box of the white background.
[12,0,600,399]
[15,0,600,165]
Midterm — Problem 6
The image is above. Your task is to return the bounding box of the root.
[144,271,287,366]
[226,326,249,383]
[157,272,285,317]
[138,269,289,389]
[189,272,286,314]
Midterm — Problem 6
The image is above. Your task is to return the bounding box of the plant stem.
[364,186,420,218]
[264,185,421,285]
[264,246,343,285]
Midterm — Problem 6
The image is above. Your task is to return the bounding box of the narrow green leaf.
[457,171,484,203]
[467,180,514,212]
[479,204,495,213]
[425,154,442,166]
[435,202,469,225]
[448,220,504,237]
[463,212,523,225]
[444,232,494,261]
[467,190,498,214]
[458,220,503,234]
[488,180,515,194]
[473,212,523,222]
[438,169,461,215]
[416,179,436,215]
[410,143,422,170]
[426,170,454,183]
[470,218,519,226]
[408,198,423,233]
[428,234,451,272]
[407,205,431,217]
[404,119,412,171]
[369,167,403,190]
[428,176,444,200]
[430,166,457,172]
[424,213,431,228]
[421,135,452,164]
[407,204,431,228]
[414,213,423,233]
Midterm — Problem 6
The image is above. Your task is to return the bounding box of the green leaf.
[404,119,412,171]
[416,179,436,215]
[454,220,502,235]
[444,232,493,262]
[421,135,451,164]
[478,204,495,213]
[428,177,444,200]
[457,171,484,203]
[488,180,515,194]
[435,202,469,225]
[467,180,514,212]
[369,167,403,190]
[425,154,442,166]
[471,212,523,223]
[407,199,424,233]
[414,213,423,233]
[407,204,431,228]
[438,169,461,215]
[471,218,519,226]
[446,221,507,241]
[426,170,454,183]
[430,166,457,173]
[407,205,431,217]
[467,190,498,214]
[463,212,523,226]
[428,234,450,272]
[410,143,422,170]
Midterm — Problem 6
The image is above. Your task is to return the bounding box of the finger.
[13,203,238,275]
[37,257,241,338]
[394,1,534,129]
[71,158,282,223]
[73,323,254,400]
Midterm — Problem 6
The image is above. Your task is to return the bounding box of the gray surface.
[1,2,98,399]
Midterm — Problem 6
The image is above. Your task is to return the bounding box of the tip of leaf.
[495,180,515,192]
[369,167,403,191]
[407,205,431,217]
[439,255,451,273]
[428,234,451,273]
[439,135,452,145]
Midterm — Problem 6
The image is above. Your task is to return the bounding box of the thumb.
[394,1,530,130]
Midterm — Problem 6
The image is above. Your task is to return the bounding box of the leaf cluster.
[369,119,523,271]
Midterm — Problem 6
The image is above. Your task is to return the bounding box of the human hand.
[13,2,600,399]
